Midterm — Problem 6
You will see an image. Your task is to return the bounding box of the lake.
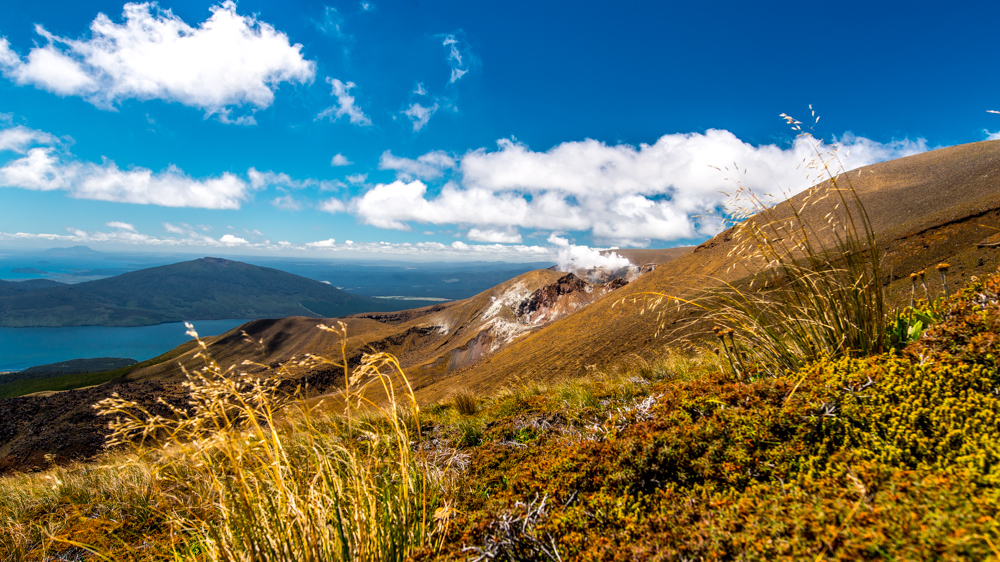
[0,319,249,372]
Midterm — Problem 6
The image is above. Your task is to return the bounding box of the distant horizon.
[0,243,566,264]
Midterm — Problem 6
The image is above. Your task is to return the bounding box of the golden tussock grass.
[2,321,454,562]
[624,109,890,379]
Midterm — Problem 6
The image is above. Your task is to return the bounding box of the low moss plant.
[428,272,1000,561]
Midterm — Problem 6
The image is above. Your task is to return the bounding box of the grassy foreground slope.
[4,268,1000,560]
[3,140,1000,560]
[423,272,1000,560]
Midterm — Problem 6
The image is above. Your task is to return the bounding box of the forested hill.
[0,257,402,327]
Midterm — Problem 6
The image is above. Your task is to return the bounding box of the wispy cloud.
[105,221,136,232]
[248,167,340,191]
[345,173,368,184]
[0,2,315,124]
[271,194,303,211]
[441,34,474,83]
[468,227,522,244]
[317,77,372,126]
[316,6,348,38]
[319,198,347,213]
[0,125,59,153]
[378,149,455,180]
[0,225,554,261]
[402,102,439,131]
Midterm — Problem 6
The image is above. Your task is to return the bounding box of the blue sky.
[0,0,997,262]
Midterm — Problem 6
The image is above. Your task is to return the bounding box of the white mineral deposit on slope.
[483,317,532,352]
[481,281,531,321]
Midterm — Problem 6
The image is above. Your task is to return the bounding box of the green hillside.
[0,279,66,297]
[0,257,402,327]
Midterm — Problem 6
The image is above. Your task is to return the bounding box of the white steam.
[548,234,632,273]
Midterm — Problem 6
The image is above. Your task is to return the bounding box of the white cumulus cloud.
[306,238,337,248]
[352,130,927,245]
[467,227,523,244]
[0,2,315,123]
[74,160,251,208]
[219,234,249,245]
[0,126,255,209]
[330,153,352,166]
[317,77,372,126]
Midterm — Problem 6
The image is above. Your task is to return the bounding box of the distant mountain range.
[0,257,404,327]
[39,245,104,257]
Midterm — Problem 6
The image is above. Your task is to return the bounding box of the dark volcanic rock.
[516,274,589,319]
[0,380,184,472]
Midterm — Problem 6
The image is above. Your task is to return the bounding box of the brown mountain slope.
[117,268,632,392]
[601,247,693,267]
[413,140,1000,402]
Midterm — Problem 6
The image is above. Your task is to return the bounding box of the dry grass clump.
[0,320,450,561]
[0,457,167,561]
[84,321,444,561]
[716,112,887,374]
[634,109,888,378]
[452,389,479,416]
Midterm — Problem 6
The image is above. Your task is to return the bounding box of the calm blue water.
[0,319,249,372]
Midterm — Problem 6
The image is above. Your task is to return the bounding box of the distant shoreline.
[372,295,452,302]
[0,319,250,373]
[0,318,251,329]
